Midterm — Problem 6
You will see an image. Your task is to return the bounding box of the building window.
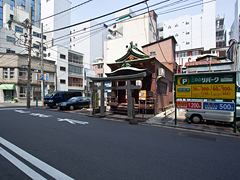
[60,66,66,71]
[6,49,15,53]
[192,50,199,56]
[153,33,156,40]
[60,79,66,84]
[31,0,35,25]
[68,65,83,74]
[175,24,178,27]
[186,42,190,45]
[126,45,128,49]
[135,43,138,47]
[157,81,167,95]
[68,53,83,64]
[186,22,189,25]
[21,0,25,9]
[159,27,163,32]
[149,23,152,31]
[98,64,103,69]
[19,70,27,79]
[68,77,83,87]
[60,54,66,59]
[15,26,23,33]
[168,25,171,29]
[175,33,178,37]
[0,0,3,28]
[19,87,27,97]
[3,68,8,79]
[180,52,187,57]
[10,0,15,10]
[150,51,156,55]
[47,73,54,82]
[6,36,15,43]
[97,73,103,77]
[186,32,190,35]
[48,53,50,57]
[10,68,14,79]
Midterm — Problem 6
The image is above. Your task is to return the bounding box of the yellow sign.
[139,90,146,100]
[176,84,235,99]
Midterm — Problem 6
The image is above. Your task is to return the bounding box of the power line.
[43,0,149,34]
[35,0,93,23]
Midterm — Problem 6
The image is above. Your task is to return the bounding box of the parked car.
[56,97,90,110]
[44,91,82,108]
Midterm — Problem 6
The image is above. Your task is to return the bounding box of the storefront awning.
[0,84,15,90]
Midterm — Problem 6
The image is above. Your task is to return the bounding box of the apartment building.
[158,0,216,52]
[0,53,56,102]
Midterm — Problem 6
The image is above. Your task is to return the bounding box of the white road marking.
[0,147,47,180]
[0,137,74,180]
[15,110,31,113]
[57,118,89,125]
[29,113,52,118]
[0,108,27,111]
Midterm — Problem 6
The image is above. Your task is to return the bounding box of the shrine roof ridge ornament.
[115,42,149,62]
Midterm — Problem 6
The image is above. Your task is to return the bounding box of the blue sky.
[69,0,236,29]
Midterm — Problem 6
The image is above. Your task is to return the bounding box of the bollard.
[36,97,38,107]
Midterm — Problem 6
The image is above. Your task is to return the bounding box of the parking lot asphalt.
[37,105,240,136]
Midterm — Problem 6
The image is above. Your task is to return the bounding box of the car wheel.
[70,105,74,111]
[191,114,202,123]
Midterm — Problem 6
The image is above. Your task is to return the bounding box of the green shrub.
[13,98,18,102]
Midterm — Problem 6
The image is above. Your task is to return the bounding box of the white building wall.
[104,12,156,75]
[41,0,71,48]
[70,21,107,71]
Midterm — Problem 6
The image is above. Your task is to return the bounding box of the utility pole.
[27,7,33,108]
[40,23,45,106]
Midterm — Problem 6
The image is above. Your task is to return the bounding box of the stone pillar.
[100,81,105,117]
[127,80,133,119]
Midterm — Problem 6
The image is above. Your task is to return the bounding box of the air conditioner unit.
[34,69,40,73]
[158,68,165,77]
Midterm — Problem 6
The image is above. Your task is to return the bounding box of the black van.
[44,91,82,108]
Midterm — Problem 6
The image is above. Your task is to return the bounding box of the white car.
[185,93,240,124]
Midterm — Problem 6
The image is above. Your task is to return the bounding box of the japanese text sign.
[175,72,236,100]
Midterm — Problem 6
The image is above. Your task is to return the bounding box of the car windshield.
[68,97,81,102]
[45,92,55,97]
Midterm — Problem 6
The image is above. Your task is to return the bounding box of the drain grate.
[178,132,216,141]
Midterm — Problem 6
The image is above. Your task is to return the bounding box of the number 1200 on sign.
[187,102,202,109]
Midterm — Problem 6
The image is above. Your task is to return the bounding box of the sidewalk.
[143,108,240,136]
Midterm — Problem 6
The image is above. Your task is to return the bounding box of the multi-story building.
[158,0,216,52]
[46,45,84,93]
[0,0,42,28]
[216,14,226,47]
[104,9,158,75]
[0,53,56,102]
[0,3,51,55]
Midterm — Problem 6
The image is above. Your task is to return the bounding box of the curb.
[140,122,240,137]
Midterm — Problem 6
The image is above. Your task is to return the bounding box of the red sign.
[176,101,202,109]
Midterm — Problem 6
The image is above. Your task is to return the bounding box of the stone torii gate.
[90,72,147,119]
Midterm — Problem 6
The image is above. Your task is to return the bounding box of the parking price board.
[175,72,236,99]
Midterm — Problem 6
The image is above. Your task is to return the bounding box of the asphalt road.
[1,106,240,180]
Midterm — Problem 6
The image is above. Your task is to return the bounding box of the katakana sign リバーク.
[175,72,236,99]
